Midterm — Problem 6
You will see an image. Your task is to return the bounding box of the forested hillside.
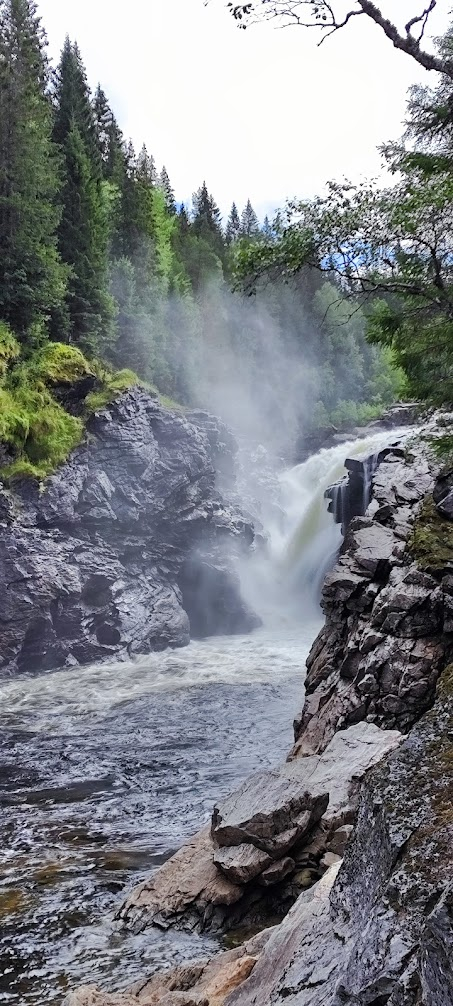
[0,0,404,480]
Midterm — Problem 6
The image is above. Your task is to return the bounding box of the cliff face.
[293,443,453,755]
[0,389,259,677]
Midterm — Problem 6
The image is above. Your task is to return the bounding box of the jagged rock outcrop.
[117,723,401,936]
[221,668,453,1006]
[68,667,453,1006]
[292,444,453,756]
[0,389,259,676]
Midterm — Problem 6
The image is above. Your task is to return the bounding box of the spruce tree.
[53,39,112,349]
[0,0,66,341]
[53,37,101,176]
[192,181,224,258]
[92,83,124,181]
[225,202,241,244]
[159,165,176,214]
[240,198,260,239]
[262,214,273,239]
[136,144,157,185]
[178,203,190,233]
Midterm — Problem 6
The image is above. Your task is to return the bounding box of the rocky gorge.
[64,418,453,1006]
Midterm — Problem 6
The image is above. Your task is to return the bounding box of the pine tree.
[225,202,241,244]
[0,0,66,341]
[53,39,112,349]
[240,198,260,239]
[159,165,176,214]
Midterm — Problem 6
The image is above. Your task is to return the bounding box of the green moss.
[409,495,453,572]
[0,338,88,482]
[159,394,185,411]
[85,367,139,412]
[0,459,47,483]
[32,342,94,385]
[0,388,30,447]
[0,331,175,483]
[25,398,83,468]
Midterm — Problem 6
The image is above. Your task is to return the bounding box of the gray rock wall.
[293,445,452,755]
[0,389,259,676]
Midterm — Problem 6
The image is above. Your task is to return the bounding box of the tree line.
[0,0,403,439]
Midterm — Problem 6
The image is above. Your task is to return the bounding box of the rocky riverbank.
[0,389,259,677]
[65,425,453,1006]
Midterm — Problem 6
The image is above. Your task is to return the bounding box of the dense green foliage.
[0,0,407,477]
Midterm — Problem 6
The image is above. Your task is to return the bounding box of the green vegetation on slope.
[0,325,139,482]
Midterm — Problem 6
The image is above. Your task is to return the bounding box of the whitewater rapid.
[0,426,414,1004]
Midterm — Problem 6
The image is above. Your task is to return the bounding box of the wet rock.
[0,389,258,676]
[64,928,274,1005]
[257,857,295,887]
[437,488,453,520]
[119,723,400,936]
[222,670,453,1006]
[326,824,353,856]
[118,827,244,935]
[213,846,272,886]
[294,441,453,752]
[211,778,328,854]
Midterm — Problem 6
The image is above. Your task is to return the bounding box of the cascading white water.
[237,426,414,627]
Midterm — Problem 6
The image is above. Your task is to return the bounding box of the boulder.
[211,778,328,854]
[257,857,295,887]
[213,846,273,885]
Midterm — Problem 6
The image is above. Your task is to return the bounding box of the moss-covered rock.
[408,494,453,575]
[85,368,139,412]
[32,343,94,386]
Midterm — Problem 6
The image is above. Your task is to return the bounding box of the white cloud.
[39,0,450,218]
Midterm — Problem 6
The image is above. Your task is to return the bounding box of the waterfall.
[238,427,414,625]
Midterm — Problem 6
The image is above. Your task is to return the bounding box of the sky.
[37,0,451,220]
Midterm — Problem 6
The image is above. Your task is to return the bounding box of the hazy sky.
[37,0,450,219]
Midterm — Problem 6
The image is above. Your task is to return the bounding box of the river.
[0,429,408,1004]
